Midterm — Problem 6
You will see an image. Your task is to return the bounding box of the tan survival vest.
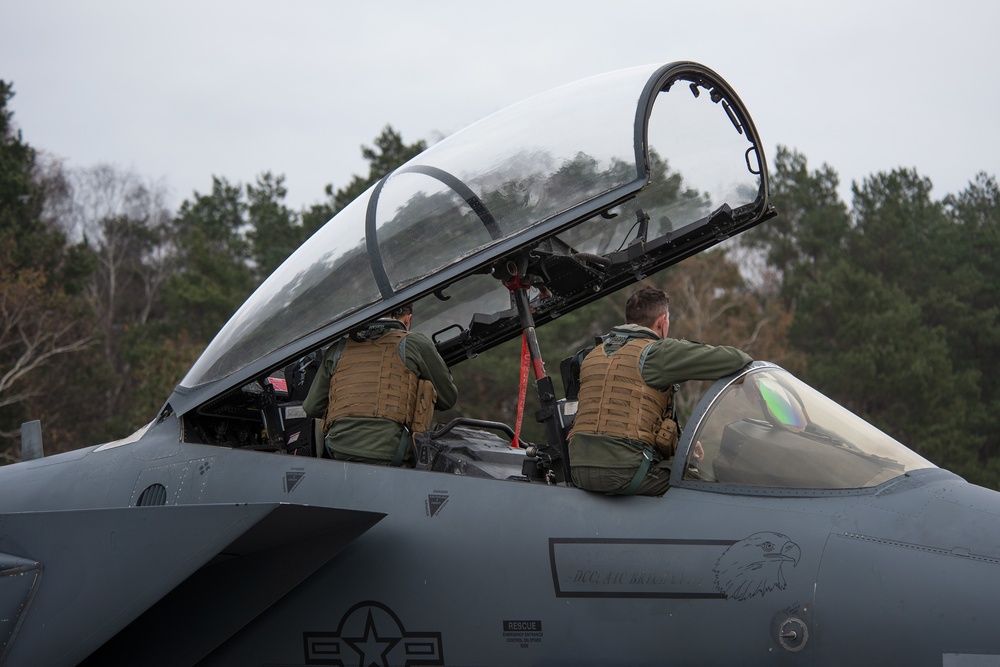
[324,330,420,432]
[573,337,678,455]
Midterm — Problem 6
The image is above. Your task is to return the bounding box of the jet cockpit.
[170,62,778,486]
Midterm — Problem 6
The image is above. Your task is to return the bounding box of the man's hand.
[691,440,705,462]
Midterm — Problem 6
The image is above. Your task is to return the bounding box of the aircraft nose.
[813,477,1000,663]
[915,480,1000,558]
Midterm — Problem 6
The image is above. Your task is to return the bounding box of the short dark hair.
[390,303,413,319]
[625,287,669,328]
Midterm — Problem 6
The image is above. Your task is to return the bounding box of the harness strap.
[391,426,412,466]
[618,446,655,495]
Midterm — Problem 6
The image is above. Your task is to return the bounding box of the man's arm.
[303,342,343,419]
[302,367,329,420]
[401,333,458,411]
[641,338,751,389]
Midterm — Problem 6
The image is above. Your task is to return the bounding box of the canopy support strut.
[504,272,572,485]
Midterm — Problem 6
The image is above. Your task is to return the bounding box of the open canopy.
[169,62,775,417]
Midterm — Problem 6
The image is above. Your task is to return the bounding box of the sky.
[4,0,999,214]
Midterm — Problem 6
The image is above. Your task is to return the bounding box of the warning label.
[502,620,543,649]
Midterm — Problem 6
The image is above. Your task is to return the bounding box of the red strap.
[511,332,530,448]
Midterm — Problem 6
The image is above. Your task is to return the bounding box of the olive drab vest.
[324,330,420,433]
[573,337,678,455]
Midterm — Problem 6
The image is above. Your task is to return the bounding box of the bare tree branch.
[0,269,95,415]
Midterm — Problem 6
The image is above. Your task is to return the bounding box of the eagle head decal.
[714,532,801,601]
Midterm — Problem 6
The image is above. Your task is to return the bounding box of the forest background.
[4,79,1000,489]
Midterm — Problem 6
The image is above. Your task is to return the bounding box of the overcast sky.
[4,0,999,214]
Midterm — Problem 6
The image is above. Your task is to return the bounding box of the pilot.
[303,303,458,466]
[568,286,750,496]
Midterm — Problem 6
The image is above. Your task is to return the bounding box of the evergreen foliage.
[0,81,96,458]
[2,79,1000,490]
[742,151,1000,487]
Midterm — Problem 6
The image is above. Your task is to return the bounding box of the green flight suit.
[569,324,751,496]
[303,319,458,466]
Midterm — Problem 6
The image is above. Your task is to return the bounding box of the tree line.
[3,80,1000,490]
[0,80,426,458]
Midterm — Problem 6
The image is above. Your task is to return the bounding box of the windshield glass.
[561,79,761,256]
[181,65,660,388]
[409,75,764,349]
[177,62,770,404]
[684,368,935,489]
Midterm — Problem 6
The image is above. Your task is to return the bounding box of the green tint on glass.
[757,376,807,431]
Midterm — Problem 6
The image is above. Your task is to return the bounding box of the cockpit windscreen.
[684,368,935,489]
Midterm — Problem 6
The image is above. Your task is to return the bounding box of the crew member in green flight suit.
[304,304,457,466]
[569,286,751,496]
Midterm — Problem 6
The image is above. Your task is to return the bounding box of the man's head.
[625,287,669,338]
[390,303,413,329]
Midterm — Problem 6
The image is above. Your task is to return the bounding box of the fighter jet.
[3,61,999,666]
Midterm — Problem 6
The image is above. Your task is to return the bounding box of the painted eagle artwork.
[714,532,802,601]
